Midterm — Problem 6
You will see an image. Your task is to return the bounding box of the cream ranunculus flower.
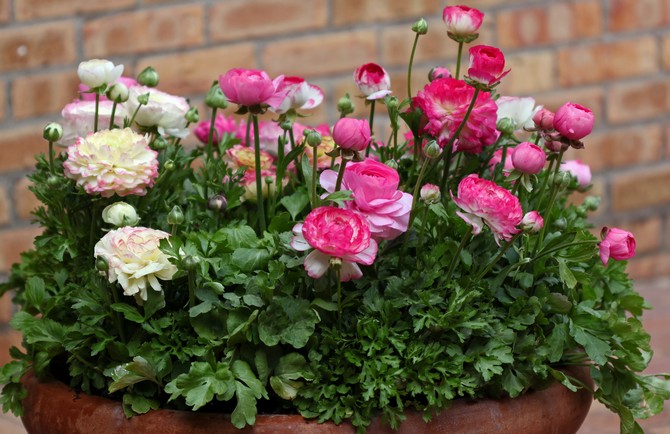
[94,227,177,302]
[63,128,159,197]
[102,202,140,227]
[126,85,190,138]
[77,59,124,90]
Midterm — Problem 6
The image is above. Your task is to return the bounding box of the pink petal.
[339,261,363,281]
[304,250,330,279]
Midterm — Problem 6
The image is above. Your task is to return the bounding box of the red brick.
[15,0,134,21]
[0,292,14,324]
[11,71,79,120]
[209,0,327,42]
[612,164,670,211]
[0,126,46,172]
[663,33,670,71]
[609,0,670,32]
[262,30,377,78]
[624,217,663,255]
[332,0,440,26]
[0,0,9,23]
[497,50,556,95]
[496,1,601,49]
[0,227,41,273]
[472,0,542,6]
[14,178,40,221]
[0,81,5,120]
[627,253,670,281]
[558,37,658,87]
[0,185,8,226]
[536,87,605,125]
[568,177,606,218]
[607,79,670,124]
[565,125,663,173]
[136,44,256,97]
[0,330,23,366]
[83,6,205,57]
[0,22,77,73]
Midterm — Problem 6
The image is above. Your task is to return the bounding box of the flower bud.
[47,175,61,187]
[411,18,428,35]
[167,205,184,225]
[137,93,150,106]
[386,96,399,110]
[429,67,451,81]
[137,66,159,87]
[181,255,201,271]
[560,160,591,189]
[420,183,441,204]
[102,202,140,227]
[332,117,370,152]
[207,194,228,213]
[496,118,515,136]
[532,108,555,131]
[205,81,228,109]
[520,211,543,233]
[163,160,175,171]
[553,171,572,189]
[583,196,601,211]
[598,227,636,266]
[385,159,399,170]
[511,142,546,174]
[106,82,129,103]
[152,136,168,151]
[304,129,322,147]
[279,120,293,131]
[554,102,594,141]
[43,122,63,142]
[95,256,109,273]
[553,217,567,230]
[423,140,441,159]
[337,94,355,117]
[185,107,200,124]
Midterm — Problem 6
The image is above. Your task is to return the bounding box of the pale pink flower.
[94,226,177,302]
[225,144,274,172]
[414,77,499,154]
[270,76,324,113]
[420,184,441,204]
[291,206,377,281]
[193,114,239,145]
[496,96,541,132]
[320,159,413,241]
[126,86,190,138]
[554,102,594,141]
[560,160,592,188]
[58,100,127,147]
[219,68,282,107]
[521,211,544,233]
[467,45,510,88]
[512,142,546,174]
[488,147,515,175]
[63,128,159,197]
[332,118,371,152]
[77,59,124,89]
[451,174,523,244]
[353,63,392,100]
[599,227,636,266]
[442,5,484,38]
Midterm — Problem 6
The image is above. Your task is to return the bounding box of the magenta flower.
[521,211,544,233]
[429,67,452,81]
[270,76,324,114]
[451,174,523,244]
[193,114,239,145]
[560,160,592,188]
[467,45,510,88]
[532,108,555,131]
[414,77,499,154]
[353,63,392,100]
[332,117,371,152]
[291,206,377,281]
[554,102,594,141]
[320,159,413,241]
[512,142,546,174]
[219,68,282,107]
[442,5,484,38]
[599,227,636,266]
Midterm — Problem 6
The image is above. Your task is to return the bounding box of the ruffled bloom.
[554,102,594,141]
[467,45,510,88]
[599,227,636,266]
[452,174,523,244]
[560,160,592,188]
[353,63,392,100]
[320,159,413,240]
[496,96,541,132]
[77,59,124,89]
[94,227,177,302]
[58,100,127,147]
[126,86,190,138]
[225,144,274,171]
[219,68,282,107]
[332,117,371,152]
[512,142,546,174]
[414,77,499,153]
[291,206,377,281]
[193,114,239,145]
[304,135,338,169]
[442,5,484,38]
[63,128,159,197]
[270,76,324,113]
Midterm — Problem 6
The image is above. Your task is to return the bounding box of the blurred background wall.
[0,0,668,361]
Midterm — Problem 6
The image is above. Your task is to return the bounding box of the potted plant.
[1,4,668,433]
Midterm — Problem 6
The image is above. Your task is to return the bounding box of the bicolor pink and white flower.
[332,117,371,152]
[442,5,484,38]
[219,68,283,107]
[193,114,239,145]
[126,86,191,138]
[420,183,441,204]
[560,160,592,188]
[467,45,510,88]
[320,159,413,240]
[353,63,392,100]
[225,144,274,171]
[291,206,377,281]
[521,211,544,233]
[496,96,541,132]
[451,174,523,244]
[94,226,177,302]
[488,147,515,175]
[77,59,124,90]
[598,227,636,266]
[270,76,324,114]
[63,128,159,197]
[58,100,127,147]
[512,142,546,174]
[554,102,594,141]
[429,67,452,81]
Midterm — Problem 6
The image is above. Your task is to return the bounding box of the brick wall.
[0,0,669,361]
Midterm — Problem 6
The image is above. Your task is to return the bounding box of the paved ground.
[0,278,668,434]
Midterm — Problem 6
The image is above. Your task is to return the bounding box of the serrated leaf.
[165,361,235,411]
[24,277,47,311]
[280,189,310,220]
[571,325,610,365]
[558,259,577,289]
[258,297,319,348]
[122,393,159,416]
[107,356,157,393]
[232,248,271,272]
[111,303,144,323]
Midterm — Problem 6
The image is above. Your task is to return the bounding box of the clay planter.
[21,366,593,434]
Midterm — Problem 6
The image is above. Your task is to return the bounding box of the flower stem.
[334,154,349,192]
[311,144,319,208]
[188,269,196,309]
[476,233,522,280]
[365,99,376,157]
[94,92,100,133]
[533,149,566,256]
[206,107,218,160]
[276,131,287,198]
[455,42,464,79]
[445,230,472,282]
[252,114,267,234]
[47,141,55,174]
[417,206,430,266]
[407,33,421,98]
[407,156,431,233]
[336,268,342,326]
[109,101,118,130]
[106,278,127,343]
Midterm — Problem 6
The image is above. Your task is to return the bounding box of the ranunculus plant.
[1,4,668,434]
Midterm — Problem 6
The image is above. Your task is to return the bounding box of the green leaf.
[280,189,310,220]
[24,277,47,311]
[322,190,353,207]
[270,353,311,400]
[571,325,611,365]
[558,259,577,289]
[189,301,213,318]
[111,303,144,323]
[165,361,235,411]
[300,155,314,199]
[214,225,258,249]
[258,297,319,348]
[230,360,266,428]
[143,289,165,319]
[231,248,271,272]
[122,393,159,416]
[107,356,158,393]
[311,298,338,312]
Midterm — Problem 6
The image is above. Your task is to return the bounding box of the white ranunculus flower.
[102,202,140,227]
[496,96,542,131]
[94,227,177,303]
[57,100,127,147]
[126,86,190,138]
[77,59,124,90]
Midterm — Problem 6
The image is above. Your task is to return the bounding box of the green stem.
[455,42,464,79]
[406,157,431,233]
[206,107,219,160]
[276,131,287,198]
[531,240,598,264]
[416,206,430,266]
[252,114,267,234]
[445,230,472,282]
[365,100,376,157]
[533,149,566,256]
[107,280,127,343]
[109,101,118,130]
[311,144,319,208]
[476,233,522,280]
[188,270,196,309]
[407,33,421,98]
[48,141,55,174]
[94,92,100,132]
[334,155,350,192]
[336,268,342,326]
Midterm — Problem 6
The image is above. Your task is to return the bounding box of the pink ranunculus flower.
[429,66,452,81]
[442,5,484,38]
[420,183,441,204]
[488,147,515,175]
[94,226,177,303]
[512,142,546,174]
[320,159,413,241]
[219,68,282,107]
[414,77,499,154]
[354,63,392,100]
[193,114,239,145]
[560,160,592,188]
[532,108,555,131]
[553,102,594,141]
[225,144,274,171]
[126,85,191,138]
[290,206,378,281]
[58,100,128,147]
[496,96,541,132]
[79,76,138,101]
[520,211,544,233]
[332,117,371,152]
[63,128,159,197]
[598,227,636,266]
[270,76,324,114]
[451,174,523,244]
[467,45,510,88]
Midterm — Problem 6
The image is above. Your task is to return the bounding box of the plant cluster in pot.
[1,4,669,434]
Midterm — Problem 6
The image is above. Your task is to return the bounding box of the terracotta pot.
[21,366,593,434]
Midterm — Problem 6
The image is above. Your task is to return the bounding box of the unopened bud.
[337,94,355,117]
[554,217,567,230]
[137,93,150,106]
[185,107,200,124]
[279,120,293,131]
[429,67,452,81]
[47,175,61,187]
[423,140,441,159]
[167,205,184,225]
[207,194,228,213]
[386,96,399,110]
[411,18,428,35]
[553,171,571,189]
[181,255,201,271]
[137,66,159,87]
[329,256,342,269]
[420,183,441,204]
[385,159,399,170]
[163,160,175,171]
[496,118,515,135]
[304,129,322,147]
[95,256,109,273]
[43,122,63,142]
[205,81,228,109]
[152,136,168,151]
[583,196,601,211]
[106,82,129,103]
